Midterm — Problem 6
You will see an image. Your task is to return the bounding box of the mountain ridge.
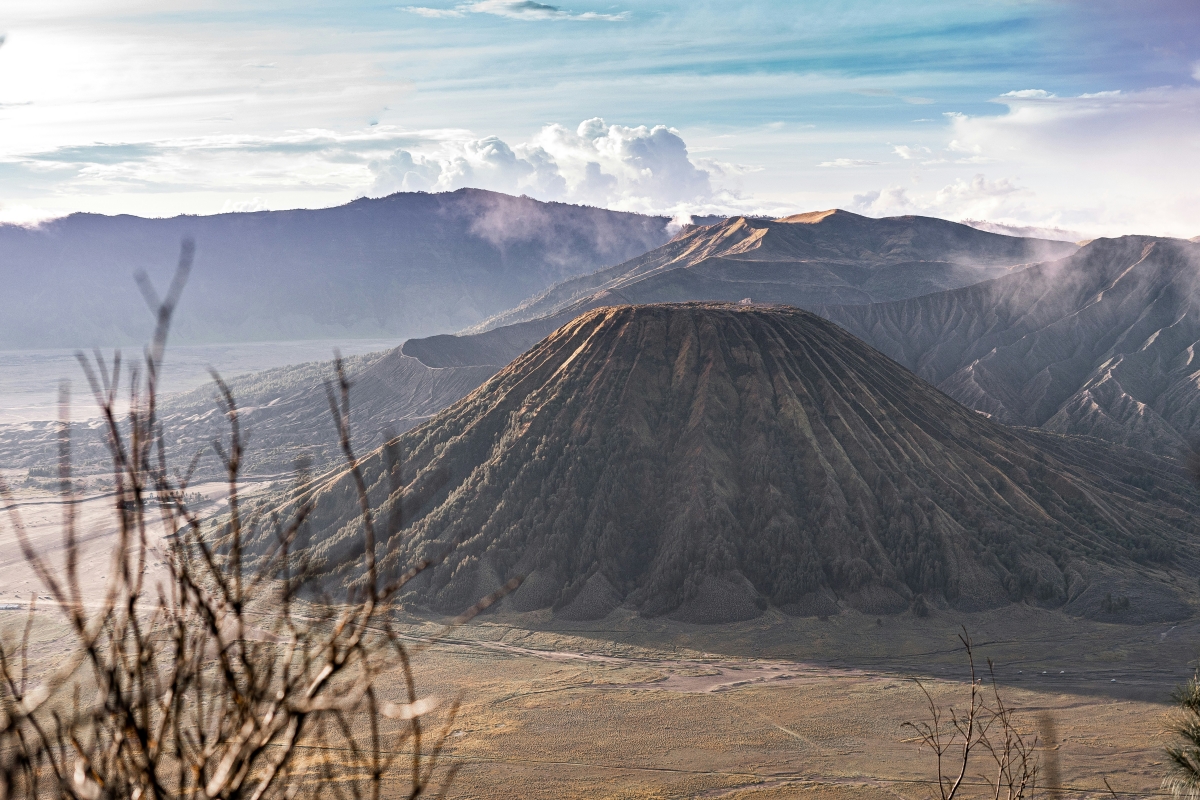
[465,209,1078,334]
[0,189,684,349]
[819,235,1200,455]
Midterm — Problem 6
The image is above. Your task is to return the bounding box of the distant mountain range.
[382,209,1087,428]
[7,216,1190,486]
[265,304,1199,624]
[161,211,1081,472]
[0,346,479,479]
[821,236,1200,456]
[467,209,1078,333]
[0,189,689,349]
[9,208,1078,475]
[397,230,1200,460]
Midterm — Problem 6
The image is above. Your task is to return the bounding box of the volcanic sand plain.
[371,607,1195,800]
[9,593,1199,797]
[2,480,1198,800]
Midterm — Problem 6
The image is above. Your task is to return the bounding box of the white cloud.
[960,219,1087,242]
[219,196,267,213]
[441,137,535,193]
[367,149,444,192]
[1194,61,1200,81]
[817,158,880,167]
[401,6,465,17]
[849,175,1030,222]
[933,174,1021,204]
[0,202,62,226]
[401,1,627,21]
[536,118,711,206]
[695,157,761,178]
[940,85,1200,236]
[849,186,910,216]
[370,118,714,214]
[844,85,1200,236]
[1001,89,1055,99]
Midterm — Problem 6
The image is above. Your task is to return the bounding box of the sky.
[0,0,1198,236]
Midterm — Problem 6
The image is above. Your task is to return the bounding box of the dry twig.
[0,240,500,799]
[904,630,1039,800]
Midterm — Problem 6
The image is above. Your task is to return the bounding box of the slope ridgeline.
[468,209,1078,333]
[821,235,1200,455]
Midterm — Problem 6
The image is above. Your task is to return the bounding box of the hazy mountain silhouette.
[0,189,686,349]
[372,209,1084,419]
[10,206,1077,475]
[467,210,1078,333]
[821,236,1200,455]
[274,304,1198,624]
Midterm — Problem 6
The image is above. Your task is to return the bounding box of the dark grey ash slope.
[821,236,1200,455]
[275,304,1200,624]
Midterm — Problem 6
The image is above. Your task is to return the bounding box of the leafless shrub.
[1164,672,1200,800]
[904,631,1039,800]
[1166,446,1200,800]
[0,240,511,798]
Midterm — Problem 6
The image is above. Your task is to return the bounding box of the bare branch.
[0,238,472,799]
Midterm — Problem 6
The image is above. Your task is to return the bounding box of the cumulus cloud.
[401,1,627,21]
[367,149,443,191]
[854,87,1200,235]
[849,186,911,216]
[369,118,714,214]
